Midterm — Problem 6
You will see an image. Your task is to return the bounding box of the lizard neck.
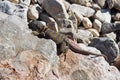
[43,27,49,33]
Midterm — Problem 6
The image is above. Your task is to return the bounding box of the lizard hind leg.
[57,42,69,56]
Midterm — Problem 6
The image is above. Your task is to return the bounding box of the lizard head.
[28,20,47,32]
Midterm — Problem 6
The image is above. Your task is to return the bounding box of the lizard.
[28,20,107,59]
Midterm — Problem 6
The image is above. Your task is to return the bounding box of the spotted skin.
[29,20,107,59]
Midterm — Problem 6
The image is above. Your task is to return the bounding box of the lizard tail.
[67,38,108,59]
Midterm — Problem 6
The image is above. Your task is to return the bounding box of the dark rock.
[101,22,114,34]
[115,30,120,42]
[118,42,120,50]
[101,22,120,34]
[107,0,120,10]
[89,37,119,63]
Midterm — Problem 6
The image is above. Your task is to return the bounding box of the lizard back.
[45,29,66,44]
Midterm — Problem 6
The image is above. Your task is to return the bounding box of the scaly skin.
[29,20,107,59]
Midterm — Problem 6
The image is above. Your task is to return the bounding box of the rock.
[1,49,120,80]
[82,17,92,29]
[37,0,44,5]
[42,0,68,20]
[9,0,19,4]
[0,15,59,79]
[69,0,93,6]
[0,15,29,61]
[113,0,120,10]
[28,4,42,20]
[69,4,95,17]
[40,13,59,32]
[107,0,120,10]
[78,43,102,52]
[118,42,120,50]
[101,22,120,34]
[60,27,75,33]
[75,12,83,25]
[112,13,120,21]
[94,0,106,8]
[19,0,31,6]
[103,32,116,40]
[68,11,78,31]
[0,15,59,64]
[59,49,120,80]
[95,9,111,23]
[92,3,101,10]
[101,22,114,34]
[0,50,54,80]
[0,1,28,21]
[14,4,28,21]
[113,54,120,70]
[31,0,37,4]
[0,1,16,15]
[36,39,58,64]
[89,37,120,63]
[74,29,93,45]
[63,0,70,11]
[87,28,100,37]
[0,11,9,20]
[93,19,102,32]
[12,50,52,78]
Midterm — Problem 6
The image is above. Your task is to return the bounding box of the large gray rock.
[0,11,9,20]
[42,0,68,20]
[1,48,120,80]
[0,15,59,64]
[69,4,95,17]
[95,9,111,23]
[58,50,120,80]
[89,37,120,63]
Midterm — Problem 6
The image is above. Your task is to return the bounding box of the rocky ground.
[0,0,120,80]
